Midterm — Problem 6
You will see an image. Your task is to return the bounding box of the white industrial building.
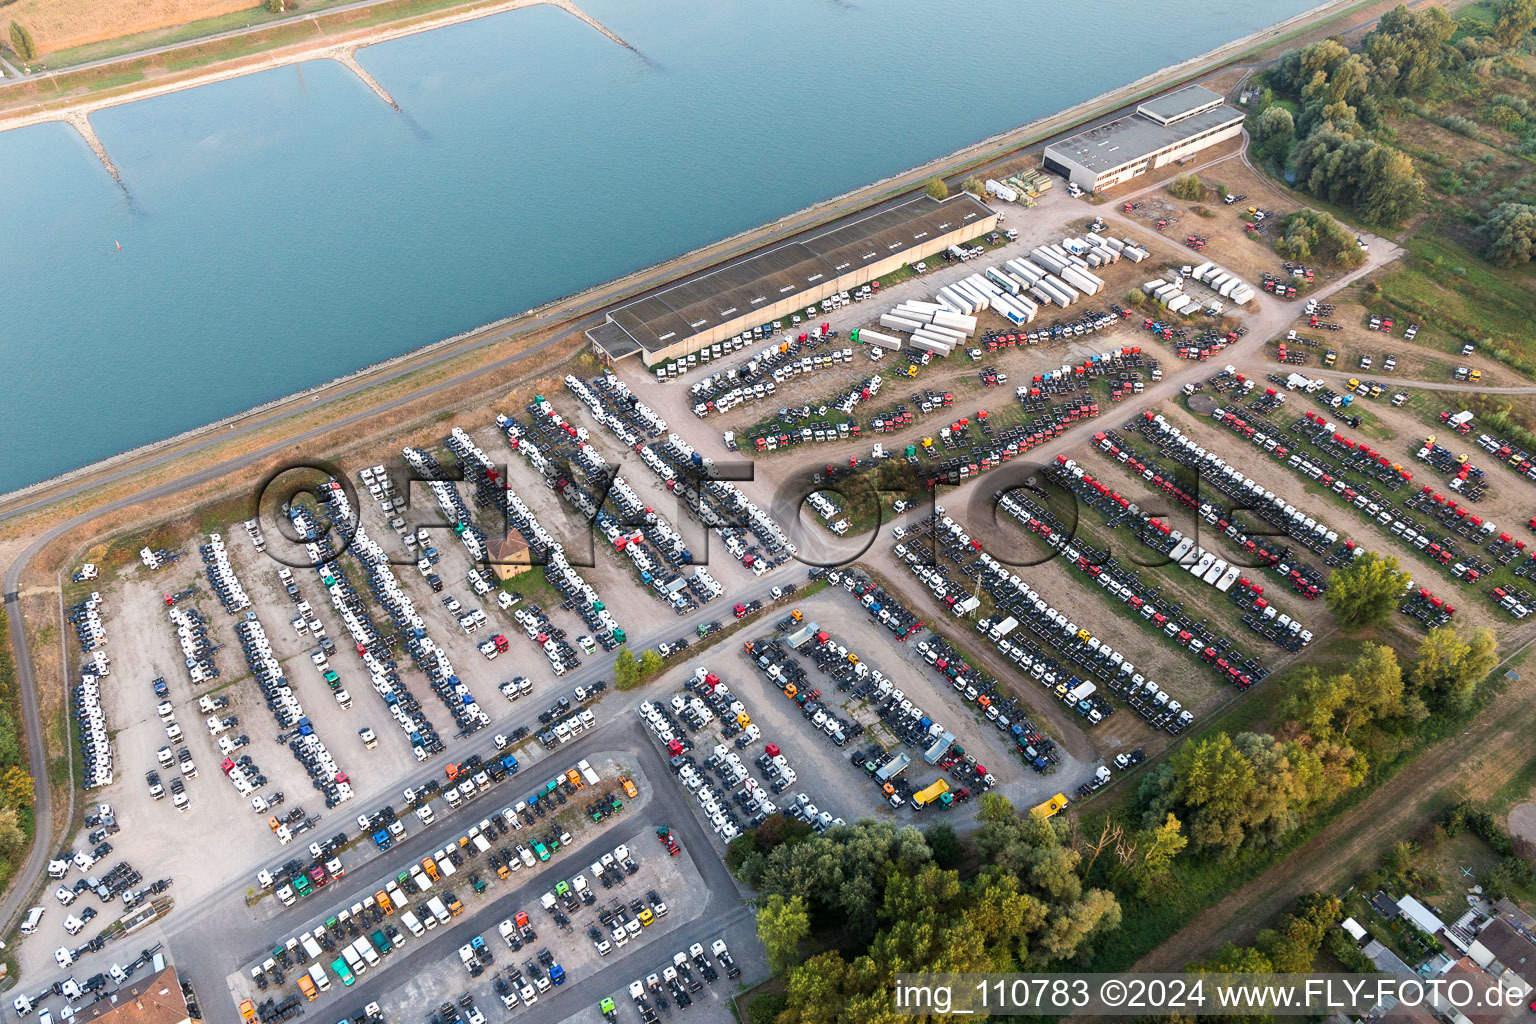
[1042,85,1245,192]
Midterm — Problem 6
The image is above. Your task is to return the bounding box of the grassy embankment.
[0,607,35,898]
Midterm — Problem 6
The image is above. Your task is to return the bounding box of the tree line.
[1252,0,1536,254]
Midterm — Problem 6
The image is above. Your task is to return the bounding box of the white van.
[20,906,44,934]
[401,911,425,937]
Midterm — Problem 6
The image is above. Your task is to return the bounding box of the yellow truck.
[911,779,950,810]
[1030,793,1069,819]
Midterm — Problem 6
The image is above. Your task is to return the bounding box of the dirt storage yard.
[1156,405,1511,634]
[1115,154,1304,291]
[772,586,1096,815]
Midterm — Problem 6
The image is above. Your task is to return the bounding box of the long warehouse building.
[1042,85,1244,192]
[588,193,998,366]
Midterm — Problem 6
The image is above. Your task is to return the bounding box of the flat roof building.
[1043,85,1244,192]
[589,193,998,366]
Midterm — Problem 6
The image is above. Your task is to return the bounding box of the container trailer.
[1006,258,1043,284]
[880,314,923,334]
[935,287,972,315]
[931,310,977,334]
[985,267,1022,295]
[859,328,904,350]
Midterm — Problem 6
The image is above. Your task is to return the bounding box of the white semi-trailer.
[931,310,977,334]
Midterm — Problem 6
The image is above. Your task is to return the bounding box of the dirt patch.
[1509,802,1536,858]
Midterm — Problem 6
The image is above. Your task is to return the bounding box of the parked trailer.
[1060,266,1102,296]
[1006,258,1043,284]
[880,314,924,334]
[1202,559,1228,585]
[1229,284,1255,305]
[921,324,965,345]
[984,179,1019,203]
[903,300,946,316]
[998,292,1038,322]
[891,304,934,323]
[1215,565,1241,592]
[986,267,1022,295]
[1165,295,1194,315]
[1045,275,1080,303]
[1168,537,1195,564]
[910,336,954,356]
[1007,291,1038,319]
[858,329,904,350]
[936,287,974,316]
[1120,243,1148,263]
[952,280,990,312]
[1190,261,1215,281]
[931,310,977,334]
[1029,253,1067,277]
[1035,280,1072,309]
[991,295,1033,325]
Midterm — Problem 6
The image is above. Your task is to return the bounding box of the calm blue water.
[0,0,1315,493]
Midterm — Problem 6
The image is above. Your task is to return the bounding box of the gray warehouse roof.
[1044,102,1243,175]
[1138,84,1224,124]
[597,193,995,355]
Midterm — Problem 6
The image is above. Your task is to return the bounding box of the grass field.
[3,0,262,60]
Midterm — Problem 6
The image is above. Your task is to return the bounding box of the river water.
[0,0,1315,493]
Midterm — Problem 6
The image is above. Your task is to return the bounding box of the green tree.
[1480,203,1536,266]
[637,649,663,678]
[1255,105,1295,164]
[923,823,961,868]
[9,21,36,61]
[612,648,638,689]
[265,0,284,11]
[1363,4,1455,95]
[1257,893,1340,972]
[1282,643,1406,741]
[1122,813,1188,895]
[1491,0,1536,47]
[961,175,985,196]
[1410,626,1497,710]
[0,765,33,809]
[1169,173,1206,201]
[758,894,812,976]
[1274,209,1366,268]
[0,807,25,855]
[1141,733,1257,852]
[1325,552,1407,627]
[924,177,948,200]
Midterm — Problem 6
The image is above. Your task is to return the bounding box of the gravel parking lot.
[790,586,1094,816]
